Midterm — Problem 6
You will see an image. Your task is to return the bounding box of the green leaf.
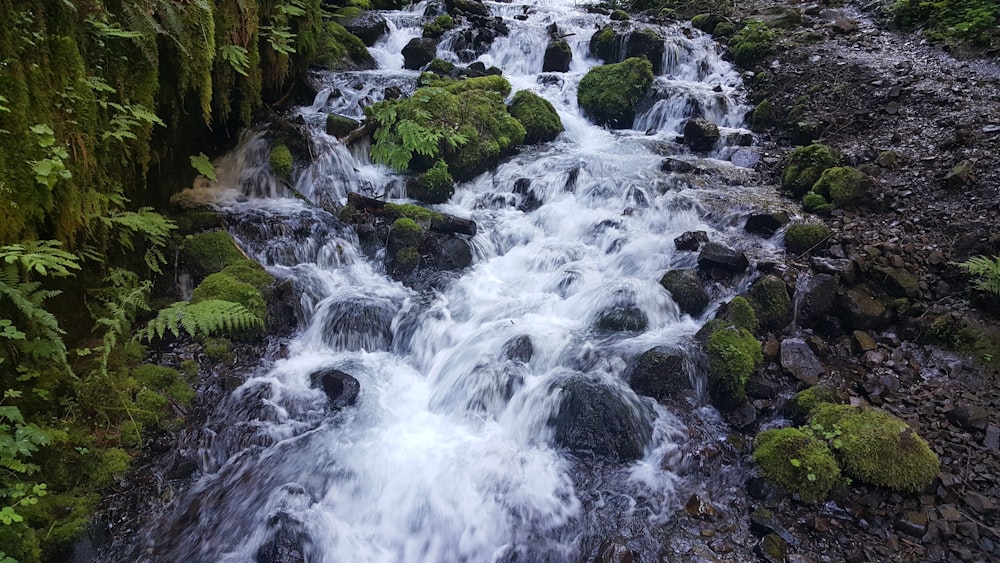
[789,458,802,467]
[190,153,218,180]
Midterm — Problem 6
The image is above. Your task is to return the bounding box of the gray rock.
[627,347,692,401]
[674,230,709,251]
[594,305,648,333]
[659,269,709,316]
[811,257,856,285]
[731,148,761,168]
[894,511,928,538]
[683,117,721,151]
[947,405,989,431]
[780,338,824,384]
[838,286,886,330]
[342,12,389,46]
[309,368,361,409]
[698,242,749,274]
[985,425,1000,451]
[501,335,533,363]
[796,273,839,325]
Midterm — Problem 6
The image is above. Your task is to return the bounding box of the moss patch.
[812,166,870,208]
[747,275,792,331]
[269,144,293,178]
[730,21,776,68]
[191,272,267,320]
[408,159,455,203]
[811,404,940,492]
[509,90,564,144]
[754,427,841,503]
[589,26,619,63]
[220,259,273,292]
[784,223,831,255]
[788,385,844,423]
[181,231,247,279]
[423,14,455,39]
[724,296,760,334]
[706,323,763,401]
[577,58,654,129]
[782,144,839,197]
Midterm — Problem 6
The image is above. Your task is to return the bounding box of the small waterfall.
[126,2,770,561]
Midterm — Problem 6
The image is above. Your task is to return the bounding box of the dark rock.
[697,242,749,274]
[543,39,572,72]
[811,257,856,285]
[796,273,839,325]
[549,372,654,461]
[594,306,648,333]
[965,492,997,514]
[589,26,619,63]
[513,178,542,212]
[746,476,773,500]
[674,230,709,251]
[309,368,361,409]
[402,37,439,70]
[745,211,791,238]
[985,425,1000,451]
[780,338,824,385]
[875,266,921,299]
[627,347,691,401]
[838,286,886,330]
[661,157,695,173]
[256,512,308,563]
[750,509,797,545]
[947,405,989,431]
[501,335,533,363]
[321,295,399,351]
[596,537,636,563]
[683,117,721,151]
[722,400,758,430]
[745,375,781,399]
[625,29,665,74]
[894,511,928,538]
[447,0,490,17]
[659,269,709,316]
[757,533,788,563]
[166,457,198,480]
[325,114,359,138]
[342,12,388,46]
[422,232,473,272]
[685,493,718,519]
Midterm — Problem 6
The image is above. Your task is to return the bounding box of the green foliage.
[409,160,455,204]
[94,208,177,274]
[427,59,456,76]
[706,323,762,401]
[509,90,564,144]
[384,203,445,227]
[393,246,421,273]
[203,337,233,362]
[724,296,759,334]
[423,14,455,39]
[811,404,940,492]
[812,166,869,208]
[133,364,194,407]
[894,0,999,47]
[577,58,654,129]
[729,21,776,68]
[270,144,294,178]
[782,144,839,197]
[190,153,218,181]
[138,299,264,342]
[191,273,267,320]
[747,275,792,332]
[753,427,841,503]
[956,255,1000,295]
[181,231,246,279]
[784,223,831,255]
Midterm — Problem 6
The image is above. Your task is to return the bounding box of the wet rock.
[875,266,921,299]
[723,401,758,430]
[811,257,856,285]
[626,347,691,401]
[309,368,361,409]
[501,335,533,363]
[422,232,474,271]
[325,114,359,138]
[757,533,788,563]
[750,509,797,545]
[852,330,877,352]
[839,286,886,330]
[625,29,665,74]
[894,511,928,538]
[683,117,721,151]
[947,405,989,431]
[661,157,696,173]
[589,25,619,63]
[594,306,648,333]
[659,269,709,316]
[731,148,761,168]
[745,211,790,238]
[513,178,542,212]
[985,425,1000,451]
[697,242,749,274]
[256,512,308,563]
[447,0,490,17]
[321,295,399,351]
[749,275,793,331]
[780,338,824,385]
[342,12,388,46]
[543,39,572,72]
[685,493,718,519]
[596,537,636,563]
[402,37,438,70]
[674,230,709,251]
[165,457,198,480]
[550,372,654,462]
[796,273,839,325]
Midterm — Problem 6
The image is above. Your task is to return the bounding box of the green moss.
[327,113,359,137]
[87,448,131,489]
[789,385,843,423]
[691,14,723,33]
[427,58,456,75]
[811,404,940,492]
[509,90,564,144]
[389,218,424,249]
[409,159,455,203]
[384,202,445,226]
[747,275,792,331]
[314,21,376,70]
[611,9,630,20]
[589,26,618,62]
[753,427,841,503]
[394,246,421,273]
[444,75,512,97]
[706,323,763,401]
[730,21,776,68]
[784,223,831,255]
[577,57,654,129]
[133,363,196,406]
[724,296,760,334]
[423,14,455,38]
[203,337,233,362]
[191,272,267,321]
[220,259,273,291]
[812,166,869,208]
[180,359,200,379]
[802,192,829,213]
[270,144,294,178]
[712,22,735,38]
[782,144,839,197]
[182,230,247,278]
[751,100,775,132]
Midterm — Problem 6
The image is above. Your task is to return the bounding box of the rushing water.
[128,1,769,561]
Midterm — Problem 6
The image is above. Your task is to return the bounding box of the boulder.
[501,335,533,362]
[543,39,572,72]
[589,26,619,63]
[446,0,490,17]
[577,58,654,129]
[748,275,792,331]
[744,211,790,238]
[875,265,921,299]
[838,286,886,330]
[795,273,838,326]
[549,372,654,461]
[683,118,721,152]
[342,12,388,46]
[256,512,308,563]
[321,295,399,351]
[780,338,824,385]
[626,347,691,401]
[325,114,359,138]
[674,230,709,251]
[509,90,564,144]
[697,242,749,274]
[625,28,665,74]
[661,157,696,173]
[594,305,648,333]
[659,269,709,316]
[309,368,361,409]
[402,37,438,70]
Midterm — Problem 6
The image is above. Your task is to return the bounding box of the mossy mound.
[220,259,274,292]
[788,385,844,423]
[751,99,775,132]
[181,231,247,279]
[747,275,792,331]
[368,79,526,180]
[427,58,456,75]
[706,322,763,401]
[753,427,841,503]
[191,272,267,321]
[423,14,455,39]
[315,22,377,70]
[388,218,424,248]
[269,144,293,178]
[589,26,619,63]
[811,166,870,208]
[782,144,839,197]
[723,296,760,334]
[408,159,455,204]
[730,21,776,68]
[384,202,446,227]
[132,364,195,407]
[577,58,654,129]
[509,90,564,144]
[692,14,725,34]
[802,192,831,213]
[784,223,831,255]
[811,404,940,492]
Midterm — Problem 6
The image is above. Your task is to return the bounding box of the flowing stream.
[129,1,774,561]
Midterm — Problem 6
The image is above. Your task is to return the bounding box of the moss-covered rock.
[181,231,247,279]
[543,39,573,73]
[423,14,455,39]
[753,427,841,502]
[692,14,725,34]
[393,246,422,274]
[427,58,456,75]
[509,90,564,144]
[802,192,831,213]
[625,29,665,74]
[659,269,709,316]
[191,272,267,321]
[781,143,839,197]
[811,404,940,492]
[723,296,760,334]
[269,144,293,178]
[784,223,831,255]
[589,26,619,63]
[577,58,654,129]
[315,22,377,70]
[384,202,446,226]
[751,99,776,132]
[712,22,735,38]
[132,364,195,407]
[706,323,763,401]
[747,275,792,331]
[220,259,274,292]
[326,114,359,138]
[730,21,776,68]
[408,159,455,203]
[788,385,844,423]
[388,218,424,250]
[812,166,870,208]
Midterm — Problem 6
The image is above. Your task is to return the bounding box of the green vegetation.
[577,58,655,129]
[706,322,763,401]
[788,385,844,422]
[408,159,455,204]
[270,144,294,178]
[724,296,759,334]
[423,14,455,39]
[802,192,832,214]
[181,231,248,280]
[781,144,839,197]
[753,427,841,503]
[589,26,618,63]
[427,58,456,75]
[389,218,424,248]
[811,166,869,208]
[751,99,775,132]
[784,223,831,255]
[326,114,359,138]
[811,404,940,492]
[893,0,999,48]
[747,275,792,331]
[730,21,776,68]
[509,90,564,144]
[191,273,267,320]
[956,255,1000,295]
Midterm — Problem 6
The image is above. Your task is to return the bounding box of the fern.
[138,300,263,342]
[220,45,251,77]
[96,208,176,274]
[89,269,152,374]
[190,153,218,180]
[957,255,1000,295]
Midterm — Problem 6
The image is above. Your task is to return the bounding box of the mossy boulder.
[427,58,455,75]
[751,99,776,132]
[692,14,725,34]
[543,39,572,73]
[181,231,247,279]
[712,22,735,38]
[589,26,619,63]
[812,166,870,208]
[784,223,831,255]
[781,144,838,197]
[802,192,832,214]
[132,364,195,407]
[788,385,844,423]
[269,144,293,178]
[509,90,564,144]
[220,259,274,292]
[578,58,654,129]
[706,322,763,402]
[722,296,760,334]
[423,14,455,39]
[408,160,455,204]
[625,28,665,74]
[659,269,709,316]
[326,114,359,138]
[388,218,424,249]
[811,404,940,492]
[191,272,267,321]
[729,21,776,68]
[754,427,841,502]
[315,22,377,70]
[402,37,439,70]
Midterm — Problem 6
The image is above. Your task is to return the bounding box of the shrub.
[269,144,293,178]
[509,90,564,144]
[753,427,841,502]
[577,57,654,129]
[784,223,830,255]
[812,166,869,208]
[706,323,763,400]
[730,21,776,68]
[811,404,940,492]
[893,0,999,48]
[781,144,838,197]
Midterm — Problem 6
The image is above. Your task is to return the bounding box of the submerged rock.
[627,347,692,402]
[309,368,361,409]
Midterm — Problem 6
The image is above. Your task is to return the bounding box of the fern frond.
[138,300,263,342]
[957,255,1000,295]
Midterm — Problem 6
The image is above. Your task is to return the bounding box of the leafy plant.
[190,153,218,180]
[220,45,251,77]
[95,208,176,274]
[956,255,1000,295]
[137,300,264,342]
[0,390,50,528]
